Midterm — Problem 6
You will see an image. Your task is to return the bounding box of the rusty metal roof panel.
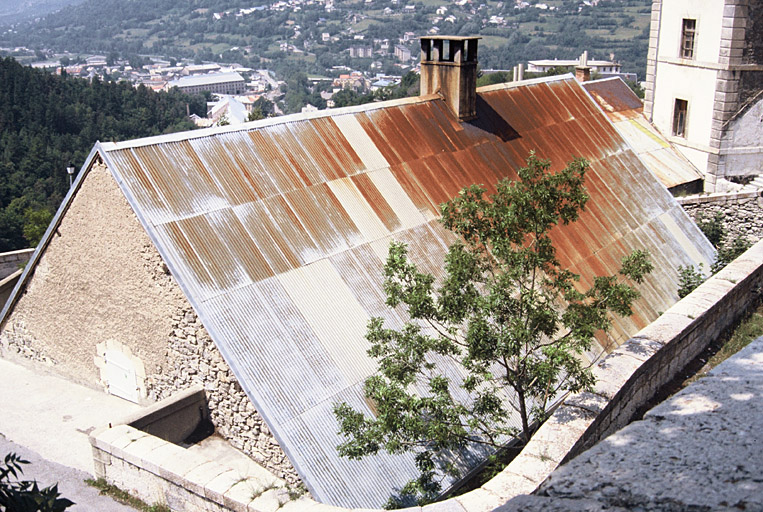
[583,77,643,117]
[94,75,716,508]
[583,78,704,189]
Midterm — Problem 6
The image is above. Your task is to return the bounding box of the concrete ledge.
[91,239,763,511]
[124,384,208,444]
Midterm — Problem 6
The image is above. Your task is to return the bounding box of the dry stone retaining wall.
[146,304,300,485]
[678,190,763,244]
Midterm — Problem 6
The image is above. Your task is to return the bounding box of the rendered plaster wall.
[0,162,299,485]
[678,190,763,243]
[0,163,183,375]
[718,95,763,178]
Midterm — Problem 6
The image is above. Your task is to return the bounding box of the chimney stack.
[575,50,591,82]
[419,36,480,121]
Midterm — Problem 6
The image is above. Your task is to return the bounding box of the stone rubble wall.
[145,304,301,486]
[678,190,763,244]
[0,162,300,488]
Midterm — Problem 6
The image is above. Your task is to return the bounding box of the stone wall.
[678,190,763,244]
[146,304,300,485]
[0,248,34,281]
[91,424,304,512]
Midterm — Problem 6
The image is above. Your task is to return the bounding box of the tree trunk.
[518,390,530,444]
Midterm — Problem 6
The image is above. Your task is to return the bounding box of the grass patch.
[683,303,763,386]
[634,300,763,421]
[85,478,170,512]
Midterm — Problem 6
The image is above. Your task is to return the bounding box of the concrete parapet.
[90,239,763,511]
[0,248,34,280]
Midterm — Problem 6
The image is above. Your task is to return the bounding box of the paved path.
[497,336,763,511]
[0,357,141,510]
[0,434,136,511]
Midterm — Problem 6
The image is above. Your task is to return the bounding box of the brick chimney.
[575,50,591,82]
[419,36,480,121]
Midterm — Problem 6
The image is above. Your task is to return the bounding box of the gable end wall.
[0,162,300,485]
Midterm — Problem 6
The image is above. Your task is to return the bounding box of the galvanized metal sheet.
[277,259,376,384]
[582,78,704,189]
[327,177,390,242]
[96,75,716,509]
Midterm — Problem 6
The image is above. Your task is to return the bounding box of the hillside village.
[2,0,652,118]
[0,0,762,511]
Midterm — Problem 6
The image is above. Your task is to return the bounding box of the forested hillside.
[0,0,85,25]
[0,57,204,251]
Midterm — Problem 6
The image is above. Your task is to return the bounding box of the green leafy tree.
[711,237,751,274]
[677,263,706,299]
[247,107,265,122]
[0,453,74,512]
[334,153,652,506]
[23,207,53,246]
[696,211,725,248]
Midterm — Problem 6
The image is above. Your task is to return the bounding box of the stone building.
[644,0,763,190]
[0,36,715,508]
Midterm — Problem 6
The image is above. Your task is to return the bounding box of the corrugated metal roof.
[82,76,714,508]
[582,77,704,190]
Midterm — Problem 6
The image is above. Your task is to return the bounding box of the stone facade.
[678,190,763,244]
[644,0,763,190]
[0,160,300,487]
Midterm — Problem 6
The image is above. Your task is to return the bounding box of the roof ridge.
[100,93,442,151]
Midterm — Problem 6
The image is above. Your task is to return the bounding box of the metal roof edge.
[578,79,705,187]
[100,94,442,152]
[583,76,627,85]
[99,146,322,501]
[0,144,104,329]
[476,72,576,94]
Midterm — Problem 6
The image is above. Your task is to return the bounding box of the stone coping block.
[89,239,763,512]
[0,247,35,260]
[676,190,760,205]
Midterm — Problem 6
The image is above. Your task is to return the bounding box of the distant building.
[349,46,373,58]
[527,57,622,75]
[85,55,107,67]
[332,72,367,91]
[182,63,221,75]
[208,95,250,125]
[394,44,412,62]
[168,72,246,95]
[644,0,763,191]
